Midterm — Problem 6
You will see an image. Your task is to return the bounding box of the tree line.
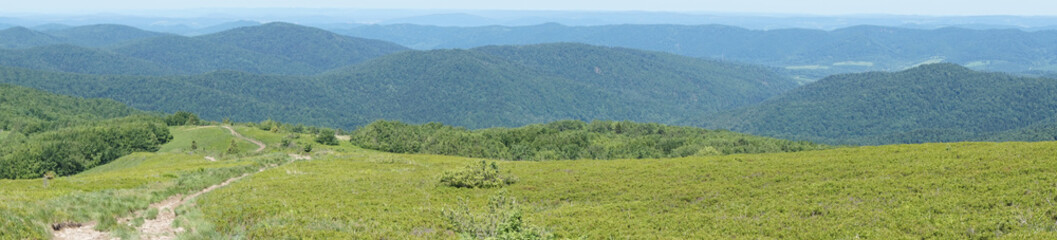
[350,120,829,161]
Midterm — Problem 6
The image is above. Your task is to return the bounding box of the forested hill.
[0,84,171,179]
[43,24,169,47]
[0,23,410,75]
[0,84,139,134]
[337,23,1057,76]
[0,27,63,49]
[196,22,410,71]
[704,63,1057,145]
[325,43,798,128]
[0,43,797,129]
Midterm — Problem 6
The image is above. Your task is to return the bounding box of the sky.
[0,0,1054,16]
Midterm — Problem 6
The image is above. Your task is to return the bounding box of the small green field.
[189,141,1057,239]
[160,126,259,155]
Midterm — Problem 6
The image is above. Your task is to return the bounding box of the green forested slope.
[43,24,168,47]
[109,35,320,75]
[323,43,797,128]
[0,84,171,179]
[0,84,138,134]
[0,23,409,75]
[0,43,796,129]
[705,63,1057,145]
[0,45,177,75]
[0,27,63,49]
[196,22,410,71]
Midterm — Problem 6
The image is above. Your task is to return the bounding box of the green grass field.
[160,126,260,155]
[0,125,288,239]
[6,123,1057,239]
[188,141,1057,239]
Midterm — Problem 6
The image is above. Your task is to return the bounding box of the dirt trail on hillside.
[223,125,266,153]
[53,126,278,240]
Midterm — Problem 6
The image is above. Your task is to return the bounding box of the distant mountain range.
[336,23,1057,77]
[0,23,409,75]
[2,21,1057,145]
[0,43,796,129]
[705,63,1057,145]
[5,22,1057,78]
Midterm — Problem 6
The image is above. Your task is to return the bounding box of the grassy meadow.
[0,125,287,239]
[159,126,260,155]
[186,141,1057,239]
[4,123,1057,239]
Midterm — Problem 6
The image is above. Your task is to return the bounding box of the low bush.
[440,160,517,188]
[443,192,552,240]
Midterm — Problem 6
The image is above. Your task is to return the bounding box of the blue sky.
[2,0,1054,16]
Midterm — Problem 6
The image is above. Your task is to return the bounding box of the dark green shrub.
[443,192,552,240]
[440,160,517,189]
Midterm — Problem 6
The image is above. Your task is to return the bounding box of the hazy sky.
[2,0,1054,16]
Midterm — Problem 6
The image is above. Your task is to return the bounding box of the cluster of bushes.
[444,192,552,240]
[163,111,200,126]
[0,115,172,179]
[351,120,829,160]
[440,160,518,189]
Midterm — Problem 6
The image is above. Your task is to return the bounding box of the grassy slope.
[194,141,1057,239]
[0,125,286,239]
[159,126,259,155]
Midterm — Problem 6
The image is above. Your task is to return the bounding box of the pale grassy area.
[159,126,258,155]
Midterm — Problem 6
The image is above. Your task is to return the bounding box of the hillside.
[0,45,177,75]
[323,43,797,128]
[0,84,171,179]
[0,84,138,134]
[43,24,168,47]
[109,35,319,75]
[0,27,63,49]
[4,119,1057,238]
[198,134,1057,238]
[339,23,1057,77]
[0,23,409,75]
[196,22,410,71]
[0,43,797,129]
[705,63,1057,145]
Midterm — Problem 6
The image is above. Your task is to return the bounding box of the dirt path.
[223,125,265,153]
[187,125,216,130]
[53,125,277,240]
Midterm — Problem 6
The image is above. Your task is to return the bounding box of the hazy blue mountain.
[0,27,63,48]
[108,35,319,75]
[338,23,1057,77]
[196,22,410,70]
[44,24,169,47]
[29,23,72,31]
[0,45,176,75]
[704,64,1057,145]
